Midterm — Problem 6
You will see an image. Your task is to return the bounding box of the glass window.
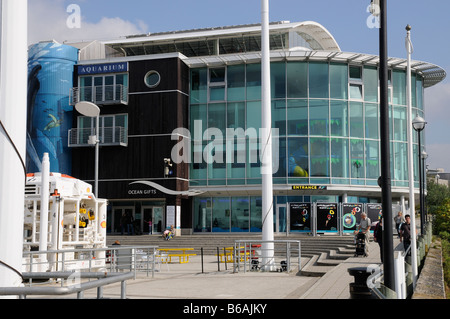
[272,100,286,136]
[393,142,408,183]
[231,197,250,232]
[144,70,161,88]
[331,138,349,179]
[393,106,407,141]
[366,140,379,179]
[350,139,364,180]
[210,68,225,83]
[246,101,261,132]
[210,87,225,101]
[208,103,226,134]
[287,99,308,136]
[287,62,307,98]
[349,84,363,100]
[193,197,212,232]
[330,63,348,100]
[365,103,378,139]
[416,76,423,110]
[288,137,309,178]
[330,100,348,137]
[212,197,230,232]
[271,62,286,99]
[250,197,262,232]
[227,65,246,101]
[310,137,330,177]
[364,66,378,102]
[191,68,207,104]
[411,72,417,107]
[246,64,261,100]
[349,66,362,81]
[309,99,329,136]
[350,102,364,138]
[393,70,406,105]
[309,62,329,98]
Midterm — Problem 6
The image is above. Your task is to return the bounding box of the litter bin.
[348,267,377,299]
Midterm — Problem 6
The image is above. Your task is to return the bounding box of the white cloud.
[28,0,148,45]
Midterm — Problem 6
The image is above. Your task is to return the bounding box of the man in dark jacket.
[399,214,411,253]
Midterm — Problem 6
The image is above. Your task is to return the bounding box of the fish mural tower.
[27,41,78,174]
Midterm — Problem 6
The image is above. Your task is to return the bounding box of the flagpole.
[405,24,419,286]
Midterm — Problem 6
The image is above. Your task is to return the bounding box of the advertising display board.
[316,203,338,233]
[366,203,383,231]
[342,203,363,233]
[289,203,311,232]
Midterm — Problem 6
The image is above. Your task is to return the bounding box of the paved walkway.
[33,238,397,300]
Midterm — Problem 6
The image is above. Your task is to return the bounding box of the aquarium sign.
[78,62,128,75]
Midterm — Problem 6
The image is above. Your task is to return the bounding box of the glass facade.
[189,61,425,188]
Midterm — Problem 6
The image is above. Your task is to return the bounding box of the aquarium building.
[65,21,445,234]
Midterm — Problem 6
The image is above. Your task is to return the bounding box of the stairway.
[106,233,356,276]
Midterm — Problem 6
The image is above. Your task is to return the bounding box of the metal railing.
[70,84,128,105]
[233,240,301,273]
[0,272,134,299]
[68,126,128,147]
[22,246,159,278]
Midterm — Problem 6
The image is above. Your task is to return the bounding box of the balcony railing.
[68,127,128,147]
[70,84,128,106]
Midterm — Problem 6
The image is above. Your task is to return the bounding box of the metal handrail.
[22,246,159,277]
[233,239,301,273]
[0,272,134,299]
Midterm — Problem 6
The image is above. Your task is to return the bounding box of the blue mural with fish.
[27,42,78,174]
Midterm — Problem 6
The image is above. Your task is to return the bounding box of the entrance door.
[112,206,134,234]
[275,204,287,233]
[141,206,164,234]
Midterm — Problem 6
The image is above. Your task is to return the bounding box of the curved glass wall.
[189,61,424,188]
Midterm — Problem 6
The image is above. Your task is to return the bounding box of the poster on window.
[342,203,363,233]
[317,203,338,233]
[289,203,311,232]
[366,203,383,231]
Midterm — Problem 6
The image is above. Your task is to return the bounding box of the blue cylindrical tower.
[27,41,78,174]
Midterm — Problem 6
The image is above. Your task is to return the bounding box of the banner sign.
[366,203,383,231]
[317,203,338,232]
[289,203,311,232]
[342,203,363,232]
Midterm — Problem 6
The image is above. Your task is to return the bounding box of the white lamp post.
[75,101,100,197]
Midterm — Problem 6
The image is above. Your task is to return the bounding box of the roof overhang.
[184,49,446,88]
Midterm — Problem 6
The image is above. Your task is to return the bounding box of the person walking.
[394,211,405,238]
[374,218,383,263]
[399,214,412,253]
[354,212,371,257]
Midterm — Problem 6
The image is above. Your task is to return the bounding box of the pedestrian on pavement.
[354,212,371,257]
[374,218,383,263]
[399,214,411,253]
[394,211,405,238]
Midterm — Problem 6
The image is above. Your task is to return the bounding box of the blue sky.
[29,0,450,171]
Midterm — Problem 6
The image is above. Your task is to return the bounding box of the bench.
[158,248,196,264]
[216,246,258,263]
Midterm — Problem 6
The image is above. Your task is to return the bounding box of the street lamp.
[371,0,395,290]
[412,114,426,234]
[75,101,100,198]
